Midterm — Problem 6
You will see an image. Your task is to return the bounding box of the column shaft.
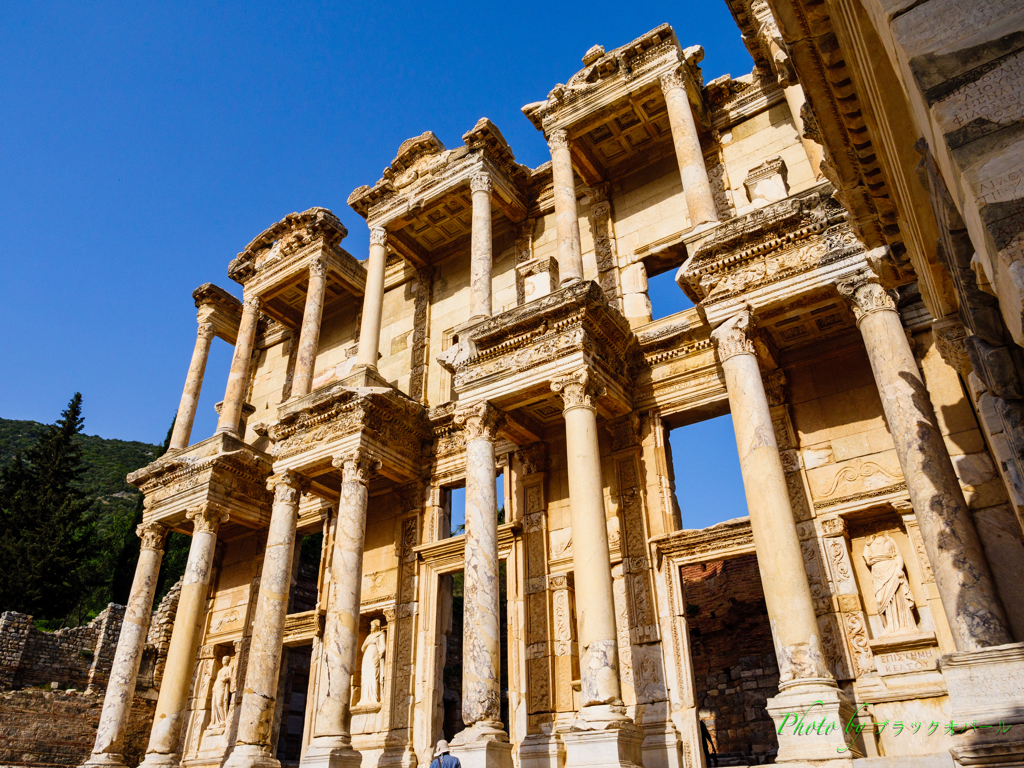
[306,452,377,760]
[227,472,306,765]
[838,271,1011,650]
[141,506,226,766]
[711,312,831,685]
[456,404,504,734]
[469,173,493,321]
[169,322,215,451]
[548,130,584,285]
[357,228,388,369]
[217,296,261,435]
[551,372,623,712]
[83,524,167,768]
[292,259,329,397]
[660,70,718,227]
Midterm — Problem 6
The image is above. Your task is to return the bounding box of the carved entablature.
[226,207,365,328]
[347,120,530,243]
[677,183,872,342]
[651,517,755,567]
[192,283,242,345]
[128,432,273,530]
[705,71,785,130]
[453,280,637,416]
[263,383,430,483]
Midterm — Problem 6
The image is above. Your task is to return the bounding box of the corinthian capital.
[186,502,230,533]
[932,318,973,376]
[546,129,570,152]
[197,321,216,342]
[136,521,168,551]
[711,310,756,363]
[369,227,388,247]
[332,450,382,486]
[454,402,504,442]
[242,295,263,314]
[551,369,605,411]
[470,172,493,195]
[267,469,310,505]
[835,270,896,324]
[309,258,328,279]
[659,68,685,92]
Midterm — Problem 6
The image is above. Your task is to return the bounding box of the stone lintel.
[650,517,754,569]
[192,283,242,345]
[129,432,273,529]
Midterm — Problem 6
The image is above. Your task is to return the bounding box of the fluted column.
[140,505,228,767]
[452,403,507,743]
[292,258,329,398]
[357,228,388,369]
[169,321,215,451]
[660,69,718,227]
[225,471,309,768]
[217,295,261,435]
[469,173,494,321]
[303,451,380,768]
[547,130,584,285]
[82,523,167,768]
[837,267,1011,651]
[710,312,831,685]
[550,371,626,720]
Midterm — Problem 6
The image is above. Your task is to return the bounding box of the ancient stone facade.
[82,20,1024,768]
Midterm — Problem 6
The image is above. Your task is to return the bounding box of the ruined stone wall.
[680,554,779,760]
[0,689,155,767]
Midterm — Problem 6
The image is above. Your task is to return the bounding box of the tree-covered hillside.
[0,417,160,535]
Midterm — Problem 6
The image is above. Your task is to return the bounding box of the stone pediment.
[230,207,349,282]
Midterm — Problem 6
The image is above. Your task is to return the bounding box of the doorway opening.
[274,643,312,766]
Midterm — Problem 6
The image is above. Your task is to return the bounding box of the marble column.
[81,523,167,768]
[302,451,380,768]
[292,258,329,398]
[452,403,506,742]
[660,69,719,227]
[547,130,584,285]
[217,295,261,435]
[549,371,625,718]
[837,268,1011,651]
[357,228,388,369]
[711,311,853,761]
[169,320,215,451]
[140,505,228,768]
[225,471,309,768]
[469,172,494,322]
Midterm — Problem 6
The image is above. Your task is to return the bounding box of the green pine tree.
[0,394,100,624]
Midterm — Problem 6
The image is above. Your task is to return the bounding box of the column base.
[519,734,565,768]
[80,753,130,768]
[341,365,391,390]
[300,736,363,768]
[222,744,280,768]
[139,752,184,768]
[562,722,644,768]
[765,680,859,763]
[450,724,513,768]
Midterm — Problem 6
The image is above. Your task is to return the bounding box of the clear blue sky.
[1,1,750,528]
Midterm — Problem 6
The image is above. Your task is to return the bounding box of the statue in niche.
[207,655,233,735]
[863,533,917,635]
[357,619,387,706]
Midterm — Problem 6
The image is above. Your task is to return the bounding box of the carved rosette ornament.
[136,521,168,551]
[470,172,493,195]
[546,129,570,151]
[659,67,685,92]
[308,257,328,279]
[186,502,230,533]
[551,369,605,411]
[836,271,897,325]
[267,469,310,506]
[332,450,382,487]
[197,321,216,342]
[453,401,504,443]
[369,227,388,247]
[710,310,756,362]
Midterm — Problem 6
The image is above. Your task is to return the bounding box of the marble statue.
[863,533,917,635]
[207,655,233,735]
[358,620,386,706]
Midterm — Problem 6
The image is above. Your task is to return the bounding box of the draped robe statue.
[863,533,917,635]
[358,620,387,706]
[207,655,233,734]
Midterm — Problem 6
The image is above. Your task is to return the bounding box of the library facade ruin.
[78,14,1024,768]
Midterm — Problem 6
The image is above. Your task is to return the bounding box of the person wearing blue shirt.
[430,740,460,768]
